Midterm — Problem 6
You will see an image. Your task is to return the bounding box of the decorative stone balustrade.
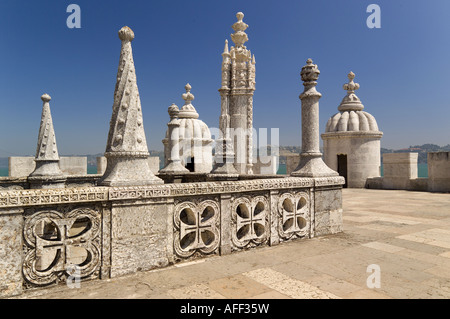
[0,176,344,297]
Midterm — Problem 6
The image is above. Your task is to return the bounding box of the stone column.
[160,104,188,174]
[291,59,338,177]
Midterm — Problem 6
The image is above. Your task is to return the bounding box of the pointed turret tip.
[306,58,313,64]
[41,94,51,102]
[185,83,192,92]
[236,12,244,21]
[118,26,135,41]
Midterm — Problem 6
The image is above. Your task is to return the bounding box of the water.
[0,167,7,177]
[277,164,287,175]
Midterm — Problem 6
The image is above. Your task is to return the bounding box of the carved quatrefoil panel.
[277,192,310,240]
[22,207,101,287]
[173,200,220,259]
[231,196,269,249]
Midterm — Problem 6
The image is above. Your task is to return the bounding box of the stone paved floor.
[12,189,450,299]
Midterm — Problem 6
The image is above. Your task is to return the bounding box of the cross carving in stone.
[282,199,308,233]
[180,210,214,250]
[236,206,265,241]
[35,218,78,272]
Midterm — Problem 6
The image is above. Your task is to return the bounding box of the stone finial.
[118,26,135,42]
[300,58,320,84]
[182,83,194,104]
[231,12,249,47]
[338,71,364,112]
[343,71,360,93]
[223,39,229,55]
[41,93,51,103]
[168,103,180,119]
[178,83,199,119]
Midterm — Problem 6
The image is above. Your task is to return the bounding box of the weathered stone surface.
[314,187,343,236]
[110,201,170,277]
[0,209,23,297]
[97,156,159,175]
[428,152,450,192]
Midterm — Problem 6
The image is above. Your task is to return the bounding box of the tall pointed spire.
[28,94,65,188]
[214,12,255,174]
[99,26,163,186]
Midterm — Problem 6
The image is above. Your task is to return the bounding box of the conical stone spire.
[99,26,163,186]
[35,94,60,161]
[28,94,65,188]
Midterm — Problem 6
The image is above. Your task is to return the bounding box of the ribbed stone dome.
[324,72,380,133]
[163,84,212,144]
[165,117,212,141]
[325,110,379,132]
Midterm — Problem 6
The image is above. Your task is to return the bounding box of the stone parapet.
[0,176,344,297]
[9,156,88,178]
[428,152,450,192]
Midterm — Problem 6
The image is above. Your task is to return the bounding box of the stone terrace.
[12,189,450,299]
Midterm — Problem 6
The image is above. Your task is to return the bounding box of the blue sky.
[0,0,449,156]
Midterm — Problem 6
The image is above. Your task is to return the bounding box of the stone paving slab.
[11,188,450,299]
